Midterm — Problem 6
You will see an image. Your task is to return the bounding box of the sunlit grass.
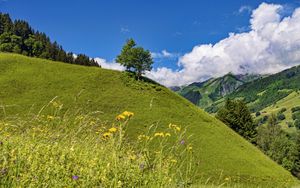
[0,53,299,187]
[0,101,196,187]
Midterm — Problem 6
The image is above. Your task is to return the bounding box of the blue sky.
[1,0,300,86]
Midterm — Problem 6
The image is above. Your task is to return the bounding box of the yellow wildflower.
[168,123,181,132]
[170,159,177,163]
[224,177,230,181]
[154,132,165,137]
[47,115,54,121]
[102,132,112,139]
[165,133,171,137]
[116,114,126,121]
[52,101,61,108]
[138,135,150,141]
[187,146,193,151]
[129,155,136,160]
[122,111,134,118]
[109,127,117,133]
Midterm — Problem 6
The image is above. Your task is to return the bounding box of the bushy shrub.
[255,111,261,117]
[259,115,269,124]
[279,108,287,113]
[292,112,300,121]
[295,119,300,129]
[291,106,300,113]
[277,113,286,121]
[287,122,294,128]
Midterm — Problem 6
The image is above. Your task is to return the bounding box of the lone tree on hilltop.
[116,38,153,79]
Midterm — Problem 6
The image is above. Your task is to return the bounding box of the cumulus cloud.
[151,50,179,59]
[94,57,125,71]
[147,3,300,87]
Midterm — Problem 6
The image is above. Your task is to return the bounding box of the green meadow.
[0,53,298,187]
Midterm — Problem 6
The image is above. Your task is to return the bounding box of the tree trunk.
[137,72,142,80]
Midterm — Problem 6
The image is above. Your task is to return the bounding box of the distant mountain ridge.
[174,73,263,110]
[228,65,300,112]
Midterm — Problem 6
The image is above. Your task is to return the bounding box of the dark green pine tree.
[216,99,257,142]
[0,13,99,68]
[0,13,13,34]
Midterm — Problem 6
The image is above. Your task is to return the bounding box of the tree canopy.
[116,39,153,78]
[0,13,99,67]
[256,114,300,174]
[216,99,257,142]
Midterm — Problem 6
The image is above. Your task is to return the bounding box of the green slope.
[0,53,298,187]
[255,91,300,134]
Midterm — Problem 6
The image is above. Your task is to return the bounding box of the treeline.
[217,99,300,178]
[0,13,99,67]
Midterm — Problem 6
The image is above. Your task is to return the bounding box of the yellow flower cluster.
[138,134,150,141]
[102,127,118,139]
[154,132,171,137]
[129,155,136,161]
[47,115,54,121]
[123,111,134,117]
[170,159,177,163]
[168,123,181,132]
[116,111,134,121]
[108,127,117,133]
[102,132,112,139]
[52,101,62,108]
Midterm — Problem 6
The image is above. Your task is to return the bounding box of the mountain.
[228,65,300,113]
[0,53,297,187]
[176,73,262,111]
[217,65,300,135]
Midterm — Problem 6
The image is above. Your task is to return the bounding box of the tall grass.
[0,100,195,187]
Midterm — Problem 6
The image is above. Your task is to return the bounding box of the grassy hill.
[255,91,300,134]
[176,73,262,112]
[0,53,298,187]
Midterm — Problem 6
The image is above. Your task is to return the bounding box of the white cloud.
[238,5,253,14]
[147,3,300,87]
[94,57,125,71]
[235,26,250,33]
[151,50,179,59]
